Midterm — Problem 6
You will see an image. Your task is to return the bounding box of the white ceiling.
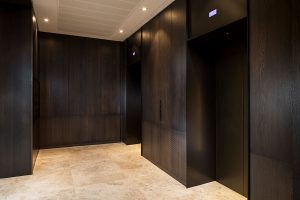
[32,0,174,41]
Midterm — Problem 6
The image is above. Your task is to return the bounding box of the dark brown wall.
[250,0,300,199]
[120,42,127,143]
[39,33,121,148]
[142,0,187,185]
[294,1,300,192]
[0,5,33,178]
[142,11,161,165]
[32,11,39,168]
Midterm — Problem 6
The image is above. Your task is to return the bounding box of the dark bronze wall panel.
[32,11,39,167]
[174,131,187,182]
[251,154,293,200]
[142,121,161,164]
[141,13,161,170]
[39,33,121,148]
[250,0,300,199]
[141,121,154,160]
[293,0,300,197]
[39,34,69,118]
[120,42,127,143]
[159,126,187,183]
[0,6,33,178]
[142,14,161,125]
[163,0,187,132]
[141,0,187,185]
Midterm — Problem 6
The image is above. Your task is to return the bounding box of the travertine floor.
[0,143,247,200]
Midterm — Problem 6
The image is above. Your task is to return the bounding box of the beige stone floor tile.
[0,143,247,200]
[34,159,70,175]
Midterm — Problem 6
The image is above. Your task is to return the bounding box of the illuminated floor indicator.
[209,9,218,18]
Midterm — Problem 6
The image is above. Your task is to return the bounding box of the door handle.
[160,100,162,121]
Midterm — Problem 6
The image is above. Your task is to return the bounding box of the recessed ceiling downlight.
[44,18,49,23]
[119,29,124,33]
[142,7,147,12]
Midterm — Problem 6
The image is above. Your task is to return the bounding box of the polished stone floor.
[0,143,247,200]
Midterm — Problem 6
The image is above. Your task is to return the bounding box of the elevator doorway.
[187,18,248,197]
[125,61,142,145]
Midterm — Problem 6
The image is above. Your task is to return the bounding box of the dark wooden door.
[141,0,187,185]
[159,0,187,184]
[159,4,173,174]
[142,14,161,163]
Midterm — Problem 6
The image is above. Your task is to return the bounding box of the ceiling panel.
[32,0,174,41]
